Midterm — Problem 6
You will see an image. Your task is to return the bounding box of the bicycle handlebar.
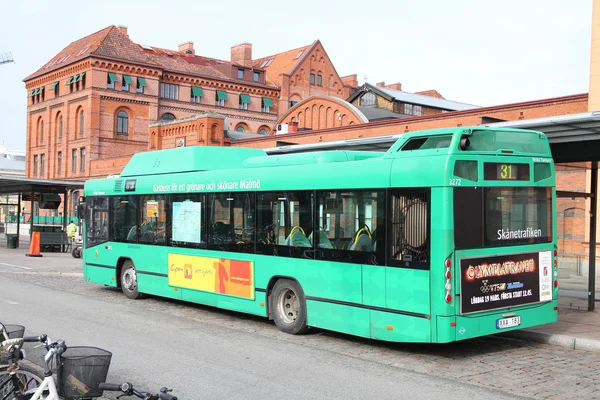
[99,382,178,400]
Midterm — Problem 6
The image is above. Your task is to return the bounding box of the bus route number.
[449,178,462,186]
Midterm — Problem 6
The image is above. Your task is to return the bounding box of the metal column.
[29,188,34,241]
[16,192,21,248]
[589,161,598,311]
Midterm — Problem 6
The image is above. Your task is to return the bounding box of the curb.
[501,329,600,352]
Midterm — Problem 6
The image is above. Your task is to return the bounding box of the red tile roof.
[253,43,314,87]
[25,25,312,88]
[415,89,444,99]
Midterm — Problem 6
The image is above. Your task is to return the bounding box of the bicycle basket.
[4,324,25,339]
[57,346,112,400]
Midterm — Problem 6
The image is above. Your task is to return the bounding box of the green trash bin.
[6,234,17,249]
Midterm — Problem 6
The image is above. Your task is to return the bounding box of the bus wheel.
[121,260,144,300]
[270,279,309,334]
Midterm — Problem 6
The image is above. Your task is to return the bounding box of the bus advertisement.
[82,126,558,343]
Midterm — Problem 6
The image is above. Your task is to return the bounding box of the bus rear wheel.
[121,260,144,300]
[270,279,309,335]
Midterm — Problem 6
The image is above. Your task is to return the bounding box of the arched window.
[79,109,84,136]
[259,129,268,135]
[360,91,376,107]
[39,120,44,144]
[211,124,218,141]
[236,126,245,132]
[58,115,63,140]
[160,113,175,121]
[117,111,129,135]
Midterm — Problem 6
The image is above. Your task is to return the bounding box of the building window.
[57,152,62,176]
[160,113,175,121]
[239,94,250,110]
[262,97,273,113]
[117,111,129,135]
[317,74,322,86]
[72,149,77,173]
[81,72,86,89]
[136,77,147,93]
[215,90,227,107]
[107,72,117,89]
[413,105,422,116]
[310,73,315,85]
[190,86,202,103]
[122,75,132,91]
[58,115,63,141]
[253,71,260,82]
[237,69,244,79]
[41,87,45,101]
[360,92,376,107]
[236,126,245,132]
[290,101,298,108]
[54,82,60,97]
[33,155,38,177]
[259,129,268,135]
[75,77,80,91]
[80,148,86,172]
[404,104,413,115]
[40,154,45,176]
[39,120,44,144]
[79,110,84,136]
[160,83,179,100]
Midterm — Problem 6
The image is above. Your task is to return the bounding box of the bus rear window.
[454,187,552,249]
[463,130,548,154]
[400,135,452,151]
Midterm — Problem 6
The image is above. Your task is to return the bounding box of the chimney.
[231,43,253,67]
[116,25,128,37]
[178,41,195,55]
[376,81,385,88]
[288,122,299,134]
[385,83,402,91]
[341,74,358,87]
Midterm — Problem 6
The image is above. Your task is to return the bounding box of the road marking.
[0,262,33,270]
[0,298,18,305]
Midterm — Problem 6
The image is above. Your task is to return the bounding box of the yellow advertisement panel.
[168,254,254,299]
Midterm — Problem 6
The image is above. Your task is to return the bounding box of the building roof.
[355,106,409,121]
[348,83,478,111]
[0,157,25,173]
[26,26,251,84]
[25,26,160,81]
[252,42,314,87]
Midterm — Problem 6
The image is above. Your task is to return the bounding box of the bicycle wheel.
[0,364,44,398]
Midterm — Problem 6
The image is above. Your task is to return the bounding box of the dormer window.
[237,69,244,79]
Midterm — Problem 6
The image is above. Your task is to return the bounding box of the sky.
[0,0,593,151]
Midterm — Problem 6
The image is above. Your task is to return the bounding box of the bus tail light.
[554,246,559,289]
[445,258,452,304]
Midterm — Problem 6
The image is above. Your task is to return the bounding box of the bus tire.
[270,279,309,335]
[71,246,81,258]
[121,260,144,300]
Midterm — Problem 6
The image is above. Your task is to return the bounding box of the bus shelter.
[265,111,600,311]
[0,175,84,249]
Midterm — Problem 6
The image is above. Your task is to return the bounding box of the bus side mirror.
[459,136,470,150]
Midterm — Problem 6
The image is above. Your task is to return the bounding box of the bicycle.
[0,334,49,400]
[98,382,177,400]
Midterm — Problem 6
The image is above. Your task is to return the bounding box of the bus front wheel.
[270,279,309,335]
[121,260,144,300]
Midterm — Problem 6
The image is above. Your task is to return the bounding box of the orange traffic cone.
[26,231,43,257]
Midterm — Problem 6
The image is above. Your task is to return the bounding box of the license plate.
[496,316,521,329]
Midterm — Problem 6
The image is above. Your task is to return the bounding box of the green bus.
[82,126,558,343]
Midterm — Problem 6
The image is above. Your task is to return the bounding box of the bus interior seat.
[284,227,312,248]
[309,229,334,249]
[349,231,373,252]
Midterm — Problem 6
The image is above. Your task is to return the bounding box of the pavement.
[2,234,600,354]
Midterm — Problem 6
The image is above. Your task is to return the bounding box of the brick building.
[23,25,354,181]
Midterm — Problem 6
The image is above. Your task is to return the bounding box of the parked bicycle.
[0,334,48,399]
[98,382,177,400]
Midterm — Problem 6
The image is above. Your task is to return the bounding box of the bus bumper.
[437,300,559,342]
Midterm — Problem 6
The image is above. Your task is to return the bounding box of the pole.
[589,161,598,311]
[29,188,34,241]
[16,192,21,248]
